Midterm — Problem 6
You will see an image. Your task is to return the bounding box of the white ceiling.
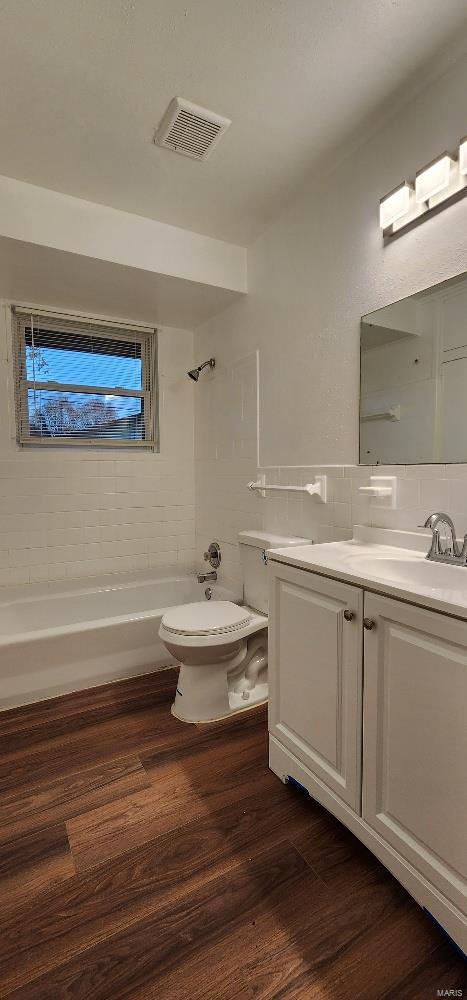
[0,1,467,245]
[0,238,242,329]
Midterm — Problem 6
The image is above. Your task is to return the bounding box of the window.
[13,308,158,448]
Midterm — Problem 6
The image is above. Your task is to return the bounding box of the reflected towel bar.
[361,405,400,422]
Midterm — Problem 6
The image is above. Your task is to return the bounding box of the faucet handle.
[424,525,442,560]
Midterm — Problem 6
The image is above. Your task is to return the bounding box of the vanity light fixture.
[459,135,467,175]
[381,135,467,240]
[415,153,453,204]
[379,182,412,230]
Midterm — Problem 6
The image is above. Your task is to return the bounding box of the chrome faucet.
[197,570,217,584]
[423,513,467,565]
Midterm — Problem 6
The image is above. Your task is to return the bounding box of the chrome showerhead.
[187,358,215,381]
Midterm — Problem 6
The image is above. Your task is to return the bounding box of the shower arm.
[187,358,216,381]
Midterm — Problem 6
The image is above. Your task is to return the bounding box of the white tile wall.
[195,350,467,591]
[2,301,467,592]
[0,304,196,586]
[195,352,262,589]
[196,456,467,591]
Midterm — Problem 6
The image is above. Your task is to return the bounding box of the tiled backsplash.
[196,460,467,592]
[197,461,467,585]
[194,351,467,591]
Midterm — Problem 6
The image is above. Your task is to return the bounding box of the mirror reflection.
[360,271,467,465]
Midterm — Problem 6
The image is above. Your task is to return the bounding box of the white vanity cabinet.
[268,562,363,811]
[268,556,467,952]
[362,592,467,915]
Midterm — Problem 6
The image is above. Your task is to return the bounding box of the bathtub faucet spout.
[197,570,217,584]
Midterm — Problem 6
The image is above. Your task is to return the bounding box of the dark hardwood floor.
[0,667,464,999]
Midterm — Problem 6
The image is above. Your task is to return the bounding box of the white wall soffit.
[0,175,247,294]
[0,237,243,330]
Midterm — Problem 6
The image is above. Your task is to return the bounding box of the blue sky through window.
[26,344,143,420]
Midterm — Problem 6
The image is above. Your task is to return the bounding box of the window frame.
[13,307,159,450]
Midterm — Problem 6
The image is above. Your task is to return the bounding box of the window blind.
[13,308,158,448]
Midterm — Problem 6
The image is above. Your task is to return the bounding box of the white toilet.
[159,530,310,723]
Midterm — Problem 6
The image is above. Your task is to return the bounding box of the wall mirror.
[360,271,467,465]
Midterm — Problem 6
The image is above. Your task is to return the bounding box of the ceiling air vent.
[154,97,231,161]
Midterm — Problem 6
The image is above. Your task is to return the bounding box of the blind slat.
[25,328,142,359]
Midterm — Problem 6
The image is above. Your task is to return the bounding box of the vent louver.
[154,98,231,161]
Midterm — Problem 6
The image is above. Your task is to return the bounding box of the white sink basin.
[269,533,467,617]
[347,550,467,595]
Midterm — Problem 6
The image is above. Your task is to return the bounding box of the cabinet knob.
[363,618,376,631]
[343,610,354,622]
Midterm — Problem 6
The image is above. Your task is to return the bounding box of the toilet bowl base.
[168,628,268,724]
[171,686,268,724]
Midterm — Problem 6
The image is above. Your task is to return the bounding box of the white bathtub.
[0,570,238,711]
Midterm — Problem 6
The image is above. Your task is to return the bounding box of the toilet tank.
[239,530,312,614]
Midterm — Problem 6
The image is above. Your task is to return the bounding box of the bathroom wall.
[195,348,467,590]
[194,52,467,590]
[0,302,195,586]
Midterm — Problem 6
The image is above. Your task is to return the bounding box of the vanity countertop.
[269,529,467,621]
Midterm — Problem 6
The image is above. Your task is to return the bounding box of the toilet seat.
[161,601,252,637]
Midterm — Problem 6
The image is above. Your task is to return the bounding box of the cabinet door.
[362,592,467,914]
[268,562,363,811]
